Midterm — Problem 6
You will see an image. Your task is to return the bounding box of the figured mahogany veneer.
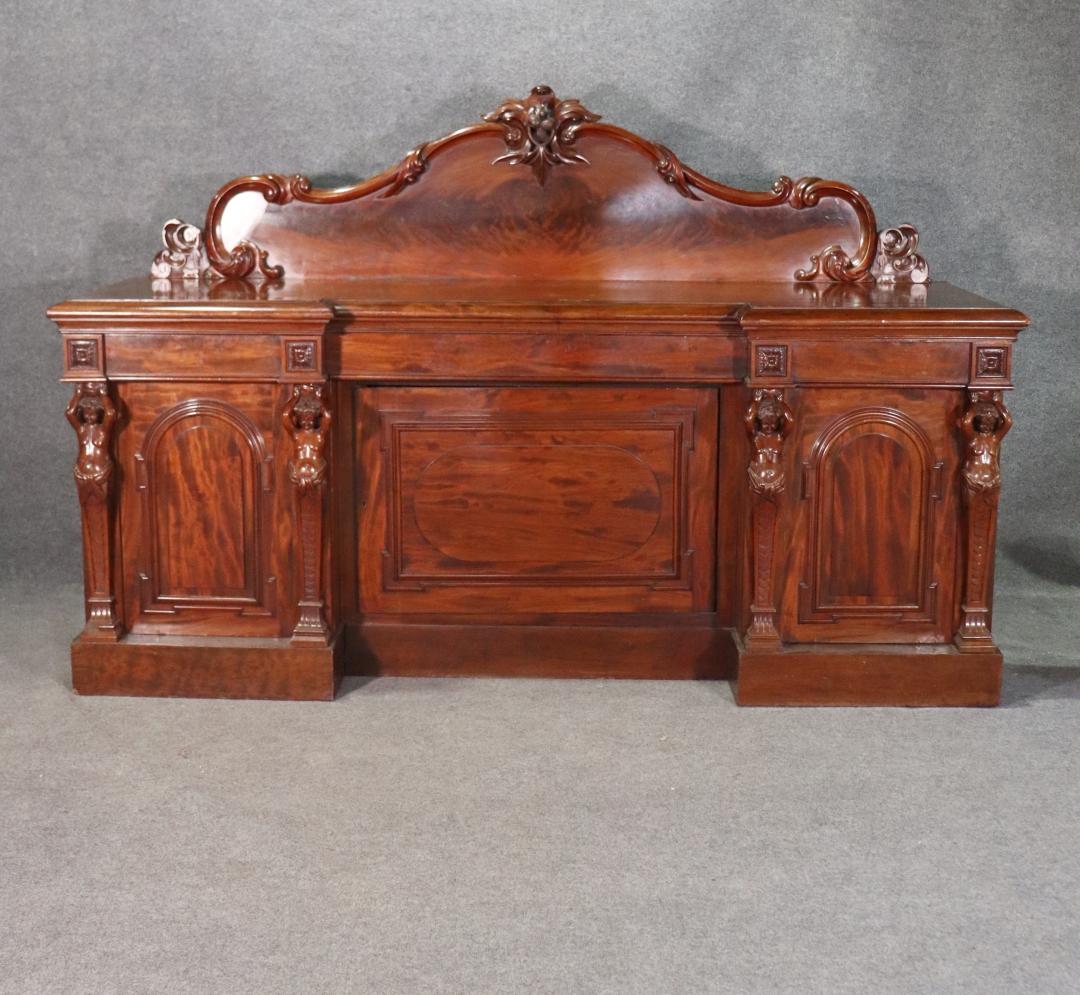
[51,86,1029,705]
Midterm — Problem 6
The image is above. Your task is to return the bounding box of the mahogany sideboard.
[49,86,1028,705]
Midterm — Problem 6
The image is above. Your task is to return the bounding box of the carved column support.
[65,382,121,641]
[283,383,332,643]
[956,390,1012,652]
[744,389,794,647]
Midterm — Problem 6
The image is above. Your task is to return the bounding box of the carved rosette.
[484,84,601,185]
[65,382,121,640]
[283,384,332,641]
[957,390,1012,650]
[744,389,794,645]
[150,219,204,281]
[871,224,929,284]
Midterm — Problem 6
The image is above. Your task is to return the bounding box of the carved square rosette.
[753,344,789,380]
[971,345,1011,385]
[62,335,105,380]
[282,339,322,379]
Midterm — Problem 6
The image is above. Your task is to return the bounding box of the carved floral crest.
[483,84,600,185]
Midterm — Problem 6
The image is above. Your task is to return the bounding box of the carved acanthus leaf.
[484,85,601,186]
[150,219,204,281]
[871,224,929,284]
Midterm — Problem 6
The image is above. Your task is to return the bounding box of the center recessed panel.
[413,444,662,565]
[357,386,717,614]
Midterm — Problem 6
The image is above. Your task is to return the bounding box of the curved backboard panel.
[199,86,884,284]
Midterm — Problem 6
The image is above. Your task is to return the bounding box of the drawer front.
[357,386,717,614]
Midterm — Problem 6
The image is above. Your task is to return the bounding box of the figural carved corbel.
[283,383,332,642]
[956,390,1012,651]
[871,224,929,284]
[745,389,794,646]
[65,382,121,641]
[484,84,601,185]
[150,218,204,281]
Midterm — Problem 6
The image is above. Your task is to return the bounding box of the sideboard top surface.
[50,278,1028,332]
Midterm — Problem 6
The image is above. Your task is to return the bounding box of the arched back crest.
[200,86,881,285]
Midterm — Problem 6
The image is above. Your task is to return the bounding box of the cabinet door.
[779,389,960,644]
[357,386,717,615]
[118,382,289,636]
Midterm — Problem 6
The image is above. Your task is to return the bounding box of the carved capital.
[484,84,601,186]
[65,382,121,640]
[745,389,794,498]
[871,224,929,284]
[283,384,332,641]
[744,389,794,646]
[960,390,1011,495]
[150,219,204,281]
[66,382,117,499]
[284,384,331,491]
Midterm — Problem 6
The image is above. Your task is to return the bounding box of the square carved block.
[63,335,104,378]
[972,345,1011,383]
[754,344,788,378]
[284,338,320,374]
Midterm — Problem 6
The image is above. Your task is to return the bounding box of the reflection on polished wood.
[49,86,1029,705]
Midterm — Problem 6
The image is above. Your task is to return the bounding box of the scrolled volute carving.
[872,224,929,284]
[484,84,601,185]
[745,389,794,496]
[790,178,877,283]
[150,219,204,281]
[960,390,1012,494]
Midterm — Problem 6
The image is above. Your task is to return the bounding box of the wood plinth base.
[346,621,736,680]
[734,637,1002,707]
[71,631,342,700]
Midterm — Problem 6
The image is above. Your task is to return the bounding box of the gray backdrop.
[3,0,1078,592]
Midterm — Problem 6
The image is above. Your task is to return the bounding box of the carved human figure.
[745,390,794,497]
[961,391,1012,493]
[65,381,120,639]
[283,383,332,641]
[65,382,117,498]
[285,386,331,491]
[744,389,794,646]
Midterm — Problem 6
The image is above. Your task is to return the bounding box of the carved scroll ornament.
[150,219,204,281]
[871,224,929,284]
[283,384,332,641]
[191,85,883,282]
[65,382,121,640]
[745,389,794,645]
[957,390,1012,650]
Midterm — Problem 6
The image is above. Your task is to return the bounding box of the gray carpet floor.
[2,565,1079,995]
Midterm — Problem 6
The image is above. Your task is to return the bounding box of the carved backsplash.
[148,86,928,286]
